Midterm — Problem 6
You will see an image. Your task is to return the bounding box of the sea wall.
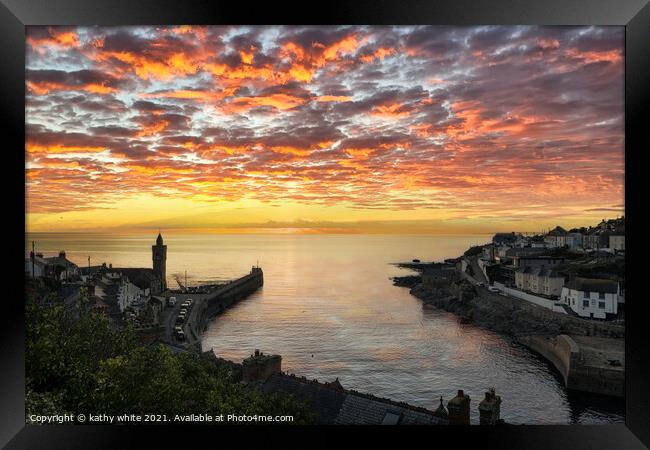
[517,335,624,398]
[493,282,566,313]
[517,335,578,385]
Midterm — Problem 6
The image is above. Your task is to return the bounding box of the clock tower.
[152,232,167,290]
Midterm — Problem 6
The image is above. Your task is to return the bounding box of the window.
[598,302,606,309]
[599,292,606,299]
[583,300,590,308]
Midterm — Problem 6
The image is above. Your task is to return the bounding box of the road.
[161,292,207,349]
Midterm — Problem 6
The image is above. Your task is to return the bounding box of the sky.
[25,25,624,234]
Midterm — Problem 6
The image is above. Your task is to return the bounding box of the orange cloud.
[226,93,306,112]
[27,28,80,49]
[315,95,352,102]
[136,120,170,137]
[26,144,106,154]
[27,80,118,95]
[370,103,410,119]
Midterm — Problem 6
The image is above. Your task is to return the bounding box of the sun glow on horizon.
[25,26,624,234]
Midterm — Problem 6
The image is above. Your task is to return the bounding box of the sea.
[25,232,624,424]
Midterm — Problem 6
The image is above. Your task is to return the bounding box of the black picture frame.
[2,1,648,448]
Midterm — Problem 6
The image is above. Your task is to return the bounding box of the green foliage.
[556,259,625,286]
[26,383,70,420]
[26,285,314,423]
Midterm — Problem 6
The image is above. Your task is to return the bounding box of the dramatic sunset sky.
[26,26,624,234]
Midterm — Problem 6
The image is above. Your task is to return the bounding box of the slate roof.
[43,255,78,269]
[262,372,447,425]
[506,247,547,257]
[530,267,563,278]
[111,268,160,290]
[262,373,347,424]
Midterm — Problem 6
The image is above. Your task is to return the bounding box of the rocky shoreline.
[395,276,624,339]
[394,275,625,398]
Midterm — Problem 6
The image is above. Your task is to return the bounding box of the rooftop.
[261,372,447,425]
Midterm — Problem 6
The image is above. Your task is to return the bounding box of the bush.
[26,287,315,423]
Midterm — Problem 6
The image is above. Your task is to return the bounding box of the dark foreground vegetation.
[25,281,314,423]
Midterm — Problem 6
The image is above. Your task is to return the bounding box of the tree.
[26,284,314,423]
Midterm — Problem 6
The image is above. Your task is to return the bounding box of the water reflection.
[26,232,624,424]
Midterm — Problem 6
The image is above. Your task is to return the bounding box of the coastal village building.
[511,255,566,269]
[560,277,619,320]
[117,276,150,312]
[609,231,625,252]
[544,226,567,248]
[26,250,79,281]
[482,245,496,262]
[584,230,610,250]
[565,232,584,249]
[505,247,548,259]
[25,253,47,278]
[515,267,565,297]
[111,267,163,295]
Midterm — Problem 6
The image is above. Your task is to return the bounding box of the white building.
[609,233,625,251]
[117,278,149,312]
[25,255,47,277]
[565,233,583,249]
[515,266,566,297]
[560,277,619,320]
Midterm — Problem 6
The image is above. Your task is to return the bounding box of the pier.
[161,266,264,352]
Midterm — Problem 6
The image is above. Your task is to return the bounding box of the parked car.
[176,330,185,341]
[180,308,188,316]
[488,286,500,293]
[175,315,185,324]
[174,325,182,333]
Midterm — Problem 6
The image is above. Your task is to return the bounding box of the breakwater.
[167,267,264,353]
[198,267,264,332]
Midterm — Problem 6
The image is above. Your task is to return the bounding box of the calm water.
[26,232,624,424]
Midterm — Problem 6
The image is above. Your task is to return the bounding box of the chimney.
[478,388,502,425]
[447,390,471,425]
[242,350,282,383]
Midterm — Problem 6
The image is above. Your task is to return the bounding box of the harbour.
[26,232,625,425]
